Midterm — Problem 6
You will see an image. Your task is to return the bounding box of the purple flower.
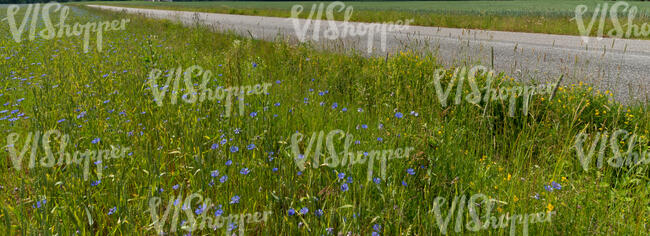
[230,195,240,204]
[247,144,255,150]
[211,143,218,149]
[108,206,116,215]
[315,209,323,217]
[551,181,562,190]
[395,112,404,118]
[338,173,346,180]
[240,168,250,175]
[544,185,553,192]
[220,175,228,183]
[341,183,349,192]
[373,177,381,184]
[299,207,309,215]
[211,170,219,177]
[215,207,224,217]
[407,168,415,175]
[288,208,296,216]
[225,160,232,166]
[228,223,237,231]
[91,138,101,144]
[230,146,239,153]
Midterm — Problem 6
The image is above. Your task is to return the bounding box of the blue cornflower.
[230,195,240,204]
[220,138,227,145]
[407,168,415,175]
[57,118,66,123]
[377,137,383,142]
[338,173,346,180]
[250,112,257,117]
[91,138,101,144]
[247,144,255,150]
[252,62,257,68]
[211,170,219,177]
[544,185,553,192]
[347,177,353,183]
[230,146,239,153]
[211,143,218,149]
[315,209,323,217]
[395,112,403,118]
[220,175,228,183]
[228,223,237,231]
[300,207,308,215]
[373,177,381,184]
[272,167,278,172]
[552,181,562,190]
[215,207,224,217]
[288,208,295,216]
[91,180,101,186]
[195,205,205,215]
[373,224,381,231]
[225,160,232,166]
[331,103,338,109]
[402,181,407,186]
[172,184,179,190]
[342,108,347,112]
[341,183,349,192]
[108,207,116,215]
[361,124,368,129]
[240,168,250,175]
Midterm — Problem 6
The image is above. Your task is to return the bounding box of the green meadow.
[83,1,650,39]
[0,3,649,235]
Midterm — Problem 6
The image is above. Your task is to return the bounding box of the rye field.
[0,2,649,236]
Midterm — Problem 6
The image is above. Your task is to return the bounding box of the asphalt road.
[88,5,650,104]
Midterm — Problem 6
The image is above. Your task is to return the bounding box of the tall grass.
[0,4,648,235]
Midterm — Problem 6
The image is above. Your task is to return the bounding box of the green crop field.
[0,3,649,235]
[84,1,650,39]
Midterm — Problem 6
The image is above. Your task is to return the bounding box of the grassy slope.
[81,1,650,39]
[0,4,649,235]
